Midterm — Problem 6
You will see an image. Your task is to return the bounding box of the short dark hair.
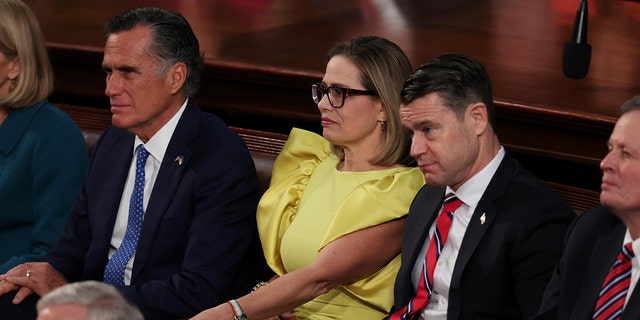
[105,7,204,97]
[401,53,496,129]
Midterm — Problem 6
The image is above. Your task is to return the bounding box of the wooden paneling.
[31,0,640,195]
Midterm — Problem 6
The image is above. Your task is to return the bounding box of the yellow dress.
[258,128,425,320]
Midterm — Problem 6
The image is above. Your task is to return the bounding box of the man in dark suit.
[534,96,640,320]
[386,53,575,320]
[0,7,270,319]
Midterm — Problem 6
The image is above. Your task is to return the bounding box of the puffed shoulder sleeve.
[257,128,332,275]
[325,166,424,312]
[320,166,425,249]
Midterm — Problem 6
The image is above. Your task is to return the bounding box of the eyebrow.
[101,64,138,74]
[322,81,353,88]
[414,120,435,128]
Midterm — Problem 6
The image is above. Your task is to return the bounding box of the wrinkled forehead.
[610,110,640,146]
[106,26,152,51]
[102,27,156,69]
[400,95,455,128]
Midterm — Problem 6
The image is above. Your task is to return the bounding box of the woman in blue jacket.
[0,0,88,273]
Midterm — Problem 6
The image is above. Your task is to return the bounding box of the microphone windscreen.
[563,41,591,79]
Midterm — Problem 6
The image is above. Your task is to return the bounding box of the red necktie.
[593,242,635,320]
[390,193,462,320]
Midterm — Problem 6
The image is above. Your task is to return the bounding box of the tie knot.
[622,242,635,261]
[442,193,462,214]
[136,145,150,161]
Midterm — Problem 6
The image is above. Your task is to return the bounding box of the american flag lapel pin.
[480,213,486,225]
[174,155,184,166]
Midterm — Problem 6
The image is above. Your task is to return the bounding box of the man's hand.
[0,262,68,304]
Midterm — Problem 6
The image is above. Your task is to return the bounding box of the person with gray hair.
[535,95,640,319]
[36,281,143,320]
[0,6,270,319]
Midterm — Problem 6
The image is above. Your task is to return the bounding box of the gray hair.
[105,7,204,97]
[36,281,143,320]
[620,95,640,115]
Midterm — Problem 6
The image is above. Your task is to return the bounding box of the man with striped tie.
[386,53,575,320]
[535,96,640,320]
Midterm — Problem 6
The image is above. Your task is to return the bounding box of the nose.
[104,74,120,97]
[409,134,426,159]
[317,93,331,112]
[600,149,615,172]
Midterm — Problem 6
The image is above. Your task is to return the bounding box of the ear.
[376,100,387,122]
[467,102,488,135]
[8,57,20,80]
[167,62,187,95]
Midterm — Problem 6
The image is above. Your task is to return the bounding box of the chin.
[322,131,340,144]
[110,118,126,129]
[110,117,133,130]
[599,192,620,210]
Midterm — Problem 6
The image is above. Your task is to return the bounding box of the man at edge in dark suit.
[0,7,271,319]
[386,53,575,320]
[534,95,640,320]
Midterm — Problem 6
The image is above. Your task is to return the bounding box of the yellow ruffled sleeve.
[257,128,332,275]
[322,166,425,312]
[319,167,425,249]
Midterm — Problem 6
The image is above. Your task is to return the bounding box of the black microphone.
[563,0,591,79]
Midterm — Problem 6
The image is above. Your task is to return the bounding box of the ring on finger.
[25,270,31,278]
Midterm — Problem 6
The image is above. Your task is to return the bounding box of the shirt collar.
[624,230,640,258]
[451,146,505,208]
[134,98,188,163]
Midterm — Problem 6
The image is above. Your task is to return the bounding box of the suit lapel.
[623,279,640,319]
[449,156,513,294]
[451,201,497,283]
[397,186,445,305]
[131,101,200,280]
[571,224,626,319]
[405,187,446,263]
[99,131,135,238]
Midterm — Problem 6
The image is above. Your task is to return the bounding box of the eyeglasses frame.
[311,83,377,108]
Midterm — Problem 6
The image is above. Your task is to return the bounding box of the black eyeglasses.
[311,83,377,108]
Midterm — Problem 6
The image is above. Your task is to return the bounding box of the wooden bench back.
[60,103,599,214]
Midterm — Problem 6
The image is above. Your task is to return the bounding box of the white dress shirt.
[411,147,505,320]
[107,99,188,285]
[623,230,640,309]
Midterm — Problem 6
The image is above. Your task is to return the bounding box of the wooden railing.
[59,103,599,214]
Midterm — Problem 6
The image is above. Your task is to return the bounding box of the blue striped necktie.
[103,145,149,285]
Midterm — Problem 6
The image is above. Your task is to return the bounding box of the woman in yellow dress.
[191,36,425,320]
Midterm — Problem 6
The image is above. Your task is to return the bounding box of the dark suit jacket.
[534,206,640,320]
[387,153,575,320]
[43,101,271,319]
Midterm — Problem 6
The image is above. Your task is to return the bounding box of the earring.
[378,120,387,131]
[9,77,16,92]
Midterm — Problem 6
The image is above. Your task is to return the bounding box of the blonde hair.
[326,36,414,166]
[0,0,53,108]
